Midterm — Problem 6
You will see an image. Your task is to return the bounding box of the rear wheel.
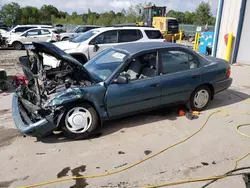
[61,103,99,140]
[187,85,211,111]
[12,41,23,50]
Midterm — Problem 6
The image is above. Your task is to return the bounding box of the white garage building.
[213,0,249,64]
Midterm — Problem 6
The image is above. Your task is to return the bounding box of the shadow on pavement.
[36,88,250,144]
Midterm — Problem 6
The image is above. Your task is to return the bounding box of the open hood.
[26,42,95,83]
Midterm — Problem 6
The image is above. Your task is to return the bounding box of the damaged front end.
[12,42,96,137]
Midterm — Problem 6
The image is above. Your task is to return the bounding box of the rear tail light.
[226,67,231,78]
[56,34,60,39]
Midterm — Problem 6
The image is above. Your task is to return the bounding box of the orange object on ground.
[193,111,200,115]
[178,110,185,116]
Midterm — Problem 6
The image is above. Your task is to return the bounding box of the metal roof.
[112,42,182,55]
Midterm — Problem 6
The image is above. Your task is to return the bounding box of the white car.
[6,28,60,50]
[43,26,166,68]
[60,25,102,41]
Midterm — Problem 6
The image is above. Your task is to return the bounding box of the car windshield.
[71,30,100,43]
[84,49,128,82]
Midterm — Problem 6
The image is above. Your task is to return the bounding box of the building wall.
[216,0,242,61]
[236,0,250,64]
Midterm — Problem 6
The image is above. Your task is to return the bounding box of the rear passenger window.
[41,29,50,35]
[145,30,163,39]
[118,29,143,42]
[160,50,198,74]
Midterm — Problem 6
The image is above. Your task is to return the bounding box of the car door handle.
[150,83,160,88]
[192,75,201,79]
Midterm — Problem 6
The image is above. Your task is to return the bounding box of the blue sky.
[1,0,218,15]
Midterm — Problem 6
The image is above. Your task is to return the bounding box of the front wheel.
[61,103,99,140]
[12,41,23,50]
[187,86,211,111]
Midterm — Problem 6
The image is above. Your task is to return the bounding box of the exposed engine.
[19,48,93,108]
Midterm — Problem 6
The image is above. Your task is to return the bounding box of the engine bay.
[18,47,94,107]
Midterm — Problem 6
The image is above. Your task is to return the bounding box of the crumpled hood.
[53,41,80,51]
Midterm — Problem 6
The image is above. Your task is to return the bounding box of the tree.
[21,6,39,24]
[193,1,212,25]
[39,5,58,23]
[0,2,22,26]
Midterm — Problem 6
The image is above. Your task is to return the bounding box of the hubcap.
[65,107,92,133]
[194,89,209,109]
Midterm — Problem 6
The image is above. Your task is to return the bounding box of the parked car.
[12,41,232,139]
[60,25,102,41]
[6,28,60,50]
[43,26,165,68]
[1,24,54,46]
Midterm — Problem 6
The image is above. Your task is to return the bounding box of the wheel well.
[62,37,69,40]
[12,41,22,45]
[196,83,215,100]
[56,100,102,129]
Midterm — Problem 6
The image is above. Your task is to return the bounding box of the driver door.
[106,51,162,118]
[22,29,41,43]
[88,30,119,59]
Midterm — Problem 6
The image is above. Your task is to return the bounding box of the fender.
[43,87,107,125]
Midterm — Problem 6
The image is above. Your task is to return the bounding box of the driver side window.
[121,52,157,81]
[90,30,118,44]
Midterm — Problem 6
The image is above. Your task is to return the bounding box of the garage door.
[237,0,250,64]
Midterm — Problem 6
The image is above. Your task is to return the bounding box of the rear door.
[38,29,52,41]
[117,29,143,44]
[88,30,118,59]
[159,48,202,105]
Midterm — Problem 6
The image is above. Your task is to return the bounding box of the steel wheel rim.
[194,89,209,109]
[65,107,92,133]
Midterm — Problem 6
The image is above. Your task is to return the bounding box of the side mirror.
[12,29,15,33]
[112,75,128,84]
[93,41,99,52]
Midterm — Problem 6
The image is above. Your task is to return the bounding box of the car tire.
[61,103,99,140]
[0,82,8,91]
[12,41,23,50]
[187,85,211,111]
[62,37,69,41]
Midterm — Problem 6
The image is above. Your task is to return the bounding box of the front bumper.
[214,78,233,94]
[12,93,57,137]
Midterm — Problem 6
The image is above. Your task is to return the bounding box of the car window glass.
[77,27,87,33]
[93,30,118,44]
[41,29,50,35]
[145,30,163,39]
[84,49,127,81]
[15,27,27,33]
[118,29,142,43]
[161,50,198,74]
[121,52,157,81]
[26,29,41,36]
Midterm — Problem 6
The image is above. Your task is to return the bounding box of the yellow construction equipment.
[137,5,180,42]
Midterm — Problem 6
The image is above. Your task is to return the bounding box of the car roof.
[91,26,160,32]
[112,42,182,55]
[77,25,102,27]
